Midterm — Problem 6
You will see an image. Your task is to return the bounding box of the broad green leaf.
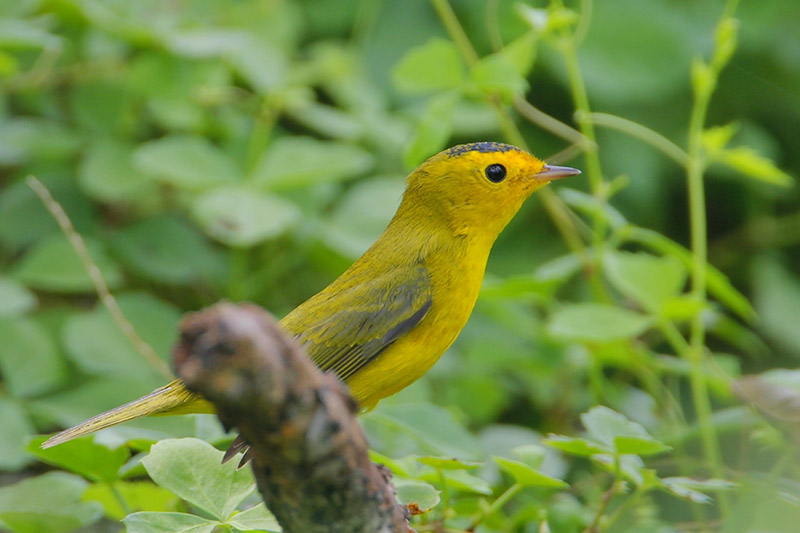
[0,17,61,49]
[559,188,628,229]
[225,504,281,532]
[0,277,36,316]
[12,235,123,293]
[511,444,546,470]
[418,469,492,495]
[61,292,179,378]
[226,36,288,94]
[0,397,34,470]
[613,436,672,456]
[366,403,483,460]
[502,31,538,77]
[603,251,687,313]
[403,92,457,169]
[547,303,653,342]
[0,118,80,165]
[0,316,66,397]
[134,135,241,191]
[0,472,103,533]
[141,438,255,520]
[543,435,610,457]
[391,38,465,94]
[581,406,668,455]
[83,481,177,520]
[323,176,404,258]
[592,453,648,486]
[70,80,130,134]
[494,456,568,488]
[26,436,129,483]
[78,140,158,204]
[286,101,363,140]
[753,258,800,354]
[720,146,793,186]
[192,186,300,247]
[112,216,226,284]
[0,177,95,252]
[623,226,755,321]
[393,479,441,512]
[661,477,736,504]
[470,52,528,100]
[250,137,373,189]
[123,512,218,533]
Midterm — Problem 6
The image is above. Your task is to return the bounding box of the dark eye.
[484,163,506,183]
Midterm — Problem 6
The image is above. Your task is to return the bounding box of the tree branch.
[173,302,411,533]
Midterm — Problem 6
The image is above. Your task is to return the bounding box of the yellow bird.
[43,142,579,449]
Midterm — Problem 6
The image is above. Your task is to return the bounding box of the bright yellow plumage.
[42,142,579,448]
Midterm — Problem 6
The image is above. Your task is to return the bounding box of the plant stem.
[469,483,522,530]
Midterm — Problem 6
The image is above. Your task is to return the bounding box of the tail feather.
[41,379,210,449]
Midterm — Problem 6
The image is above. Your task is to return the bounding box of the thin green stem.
[683,0,740,515]
[110,482,132,516]
[586,112,689,166]
[429,0,480,66]
[469,483,523,530]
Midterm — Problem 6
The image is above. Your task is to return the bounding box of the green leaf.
[547,303,653,342]
[26,436,129,483]
[502,31,538,77]
[391,38,465,94]
[603,251,687,313]
[753,257,800,354]
[0,316,66,397]
[112,216,226,284]
[559,188,628,229]
[322,177,404,258]
[61,292,179,378]
[415,456,482,471]
[225,504,282,532]
[613,436,672,456]
[494,456,568,488]
[661,477,736,504]
[0,277,36,316]
[366,403,483,460]
[141,438,255,520]
[403,92,457,169]
[122,512,218,533]
[542,435,610,457]
[623,227,755,321]
[78,140,158,204]
[83,481,177,520]
[581,406,669,456]
[0,17,61,49]
[250,137,373,190]
[0,118,81,165]
[393,479,440,512]
[470,52,528,100]
[192,186,300,247]
[0,397,34,470]
[12,235,123,293]
[713,145,793,186]
[0,472,103,533]
[133,135,241,191]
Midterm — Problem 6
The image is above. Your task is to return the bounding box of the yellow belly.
[345,238,489,409]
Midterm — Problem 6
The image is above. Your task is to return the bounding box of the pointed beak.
[534,164,581,181]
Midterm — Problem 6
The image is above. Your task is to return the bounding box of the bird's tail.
[41,379,213,449]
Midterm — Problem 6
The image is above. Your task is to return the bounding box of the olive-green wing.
[287,265,432,382]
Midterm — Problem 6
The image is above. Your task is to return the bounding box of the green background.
[1,0,799,531]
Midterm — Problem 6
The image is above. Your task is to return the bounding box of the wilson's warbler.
[42,142,579,449]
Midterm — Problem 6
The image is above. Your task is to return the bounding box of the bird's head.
[401,142,579,239]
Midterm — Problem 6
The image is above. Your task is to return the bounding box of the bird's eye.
[484,163,506,183]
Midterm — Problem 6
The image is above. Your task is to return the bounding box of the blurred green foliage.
[1,0,800,531]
